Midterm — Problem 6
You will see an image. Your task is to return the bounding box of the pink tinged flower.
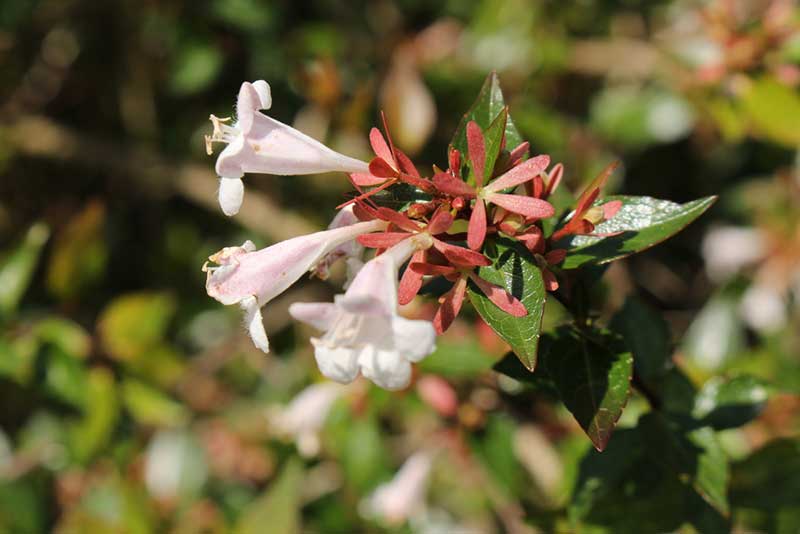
[311,205,365,283]
[269,382,346,457]
[362,452,434,525]
[204,218,387,353]
[289,234,437,391]
[206,80,370,216]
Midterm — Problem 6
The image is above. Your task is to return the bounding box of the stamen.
[205,115,238,155]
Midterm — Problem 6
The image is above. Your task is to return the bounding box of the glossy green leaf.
[450,72,523,158]
[237,459,303,534]
[541,328,633,451]
[0,222,49,317]
[480,107,508,182]
[693,375,770,430]
[560,195,716,269]
[467,237,546,371]
[640,413,730,516]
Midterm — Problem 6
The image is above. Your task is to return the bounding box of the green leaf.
[169,41,223,95]
[639,413,730,516]
[121,378,188,428]
[450,72,523,158]
[467,237,546,371]
[342,416,388,493]
[0,222,49,317]
[693,375,770,430]
[98,292,176,362]
[740,76,800,147]
[569,428,642,523]
[609,297,671,385]
[236,459,303,534]
[69,367,119,462]
[541,328,633,451]
[730,438,800,511]
[560,195,716,269]
[46,201,108,300]
[478,106,508,182]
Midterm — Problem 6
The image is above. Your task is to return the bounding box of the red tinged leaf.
[395,150,421,179]
[575,188,600,218]
[542,268,559,291]
[434,276,468,334]
[467,199,487,250]
[489,194,555,219]
[427,209,454,235]
[398,250,426,305]
[409,262,458,276]
[375,207,421,232]
[357,232,410,248]
[530,176,544,199]
[468,273,527,317]
[484,154,551,193]
[574,161,619,214]
[466,121,486,187]
[432,239,491,267]
[397,172,436,193]
[507,141,529,166]
[369,157,398,178]
[544,248,567,264]
[351,172,387,187]
[369,127,395,167]
[433,173,476,197]
[545,162,563,198]
[516,226,544,254]
[602,200,623,220]
[448,147,461,177]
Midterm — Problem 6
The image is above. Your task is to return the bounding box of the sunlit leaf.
[467,237,546,371]
[450,72,523,159]
[560,195,716,269]
[693,375,771,430]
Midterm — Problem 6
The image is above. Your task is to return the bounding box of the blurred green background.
[1,0,798,532]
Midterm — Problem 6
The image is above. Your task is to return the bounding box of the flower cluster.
[203,80,620,390]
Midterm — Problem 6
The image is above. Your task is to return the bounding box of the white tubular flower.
[362,452,434,526]
[269,382,346,457]
[203,218,387,353]
[311,205,366,283]
[206,80,370,216]
[289,234,436,391]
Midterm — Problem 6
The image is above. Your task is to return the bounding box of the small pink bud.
[416,375,458,417]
